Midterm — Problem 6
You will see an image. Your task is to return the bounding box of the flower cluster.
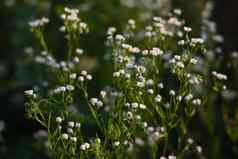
[25,6,227,159]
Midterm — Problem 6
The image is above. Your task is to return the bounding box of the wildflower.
[96,100,103,108]
[139,104,146,109]
[169,90,176,96]
[113,72,120,78]
[61,133,69,140]
[131,102,139,109]
[168,155,176,159]
[191,38,204,44]
[67,128,74,134]
[158,83,164,89]
[196,145,203,153]
[29,17,49,28]
[66,85,75,91]
[173,8,182,15]
[147,89,154,95]
[113,141,120,147]
[100,91,107,98]
[184,26,192,32]
[146,79,154,86]
[86,74,92,80]
[81,70,87,76]
[212,71,227,80]
[187,138,194,144]
[128,47,140,54]
[178,40,185,46]
[185,94,193,101]
[143,122,148,128]
[70,137,77,142]
[56,117,63,124]
[192,99,202,106]
[76,48,84,55]
[190,58,198,64]
[78,76,84,82]
[75,122,81,128]
[69,73,77,80]
[90,98,98,106]
[128,19,136,29]
[80,142,90,150]
[115,34,125,42]
[155,95,162,103]
[176,61,184,68]
[79,22,89,33]
[107,27,116,35]
[24,90,34,96]
[150,47,163,56]
[68,121,75,128]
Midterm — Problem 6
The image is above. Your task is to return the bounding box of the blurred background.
[0,0,237,158]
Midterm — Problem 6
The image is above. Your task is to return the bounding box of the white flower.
[76,48,84,55]
[70,137,77,142]
[146,79,154,86]
[78,76,84,82]
[158,83,164,89]
[86,74,92,80]
[185,94,193,101]
[187,138,194,144]
[115,34,125,41]
[29,17,49,28]
[107,27,116,35]
[128,19,135,26]
[113,72,120,78]
[61,133,69,140]
[80,142,90,150]
[191,38,204,44]
[155,95,162,103]
[100,91,107,98]
[81,70,87,76]
[69,73,77,80]
[192,99,202,106]
[174,9,182,15]
[66,85,75,91]
[139,104,146,109]
[168,155,176,159]
[68,121,75,128]
[169,90,176,96]
[178,40,185,46]
[67,128,73,134]
[190,58,198,64]
[176,61,184,68]
[131,102,139,109]
[56,117,63,123]
[137,82,145,88]
[90,98,98,106]
[113,141,120,146]
[176,96,182,101]
[147,89,154,95]
[184,26,192,32]
[212,71,227,80]
[24,90,34,96]
[196,146,202,153]
[96,100,103,108]
[75,122,81,128]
